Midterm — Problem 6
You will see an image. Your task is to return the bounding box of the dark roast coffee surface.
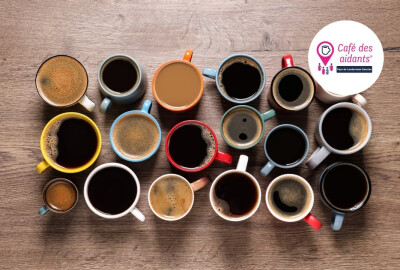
[322,108,354,150]
[278,74,303,102]
[88,167,137,215]
[102,59,137,93]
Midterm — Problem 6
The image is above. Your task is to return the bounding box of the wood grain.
[0,0,399,269]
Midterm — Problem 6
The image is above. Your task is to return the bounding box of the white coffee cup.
[315,81,367,107]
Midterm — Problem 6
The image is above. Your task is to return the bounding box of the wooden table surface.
[1,0,399,269]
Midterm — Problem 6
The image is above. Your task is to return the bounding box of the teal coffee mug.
[221,105,275,149]
[202,54,265,104]
[110,100,161,162]
[98,54,145,113]
[261,124,309,176]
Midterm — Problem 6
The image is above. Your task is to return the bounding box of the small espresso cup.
[306,102,372,169]
[268,55,315,113]
[315,81,367,107]
[266,174,322,230]
[152,50,204,112]
[110,100,161,162]
[221,105,276,149]
[38,178,78,215]
[261,124,309,176]
[36,112,102,174]
[319,162,371,230]
[165,120,233,172]
[210,155,261,222]
[148,174,211,221]
[98,54,145,113]
[84,163,145,221]
[202,54,266,104]
[35,55,95,112]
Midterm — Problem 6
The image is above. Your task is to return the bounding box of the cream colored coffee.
[272,67,314,110]
[36,56,88,106]
[222,107,263,148]
[149,175,193,220]
[112,113,159,160]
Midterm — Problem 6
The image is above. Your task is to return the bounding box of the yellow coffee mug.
[36,112,102,174]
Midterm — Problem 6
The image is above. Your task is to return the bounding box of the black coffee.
[102,59,137,93]
[88,167,137,215]
[278,74,303,102]
[322,108,355,150]
[271,178,308,217]
[168,124,215,169]
[266,127,306,165]
[215,172,258,215]
[45,118,98,168]
[221,61,261,100]
[322,164,369,210]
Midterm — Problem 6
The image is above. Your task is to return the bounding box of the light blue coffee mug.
[98,54,145,113]
[110,100,161,162]
[261,124,309,176]
[202,54,265,104]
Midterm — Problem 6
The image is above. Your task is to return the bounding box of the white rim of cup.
[209,169,261,222]
[84,162,141,219]
[317,102,372,155]
[265,174,314,222]
[148,174,195,221]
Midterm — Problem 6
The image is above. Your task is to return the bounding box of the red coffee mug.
[165,120,233,172]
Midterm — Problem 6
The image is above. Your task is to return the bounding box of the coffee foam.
[44,120,62,161]
[198,125,216,168]
[272,67,314,110]
[45,180,77,211]
[348,109,369,151]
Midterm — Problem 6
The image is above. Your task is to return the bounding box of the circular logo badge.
[308,20,384,96]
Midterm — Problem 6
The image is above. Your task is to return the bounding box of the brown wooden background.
[1,0,399,269]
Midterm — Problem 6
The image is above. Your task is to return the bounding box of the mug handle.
[351,94,367,107]
[331,211,345,231]
[191,175,211,192]
[100,97,112,113]
[303,213,323,231]
[36,160,50,174]
[215,151,233,165]
[236,155,249,172]
[131,208,145,222]
[260,109,276,122]
[78,95,96,112]
[282,55,294,68]
[261,161,275,176]
[38,205,50,216]
[202,68,217,80]
[183,50,193,62]
[306,146,331,169]
[141,99,152,114]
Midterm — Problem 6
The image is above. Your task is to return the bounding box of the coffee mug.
[202,54,265,104]
[98,54,145,113]
[266,174,322,230]
[261,124,309,176]
[35,55,95,112]
[84,163,145,221]
[38,178,78,215]
[319,162,371,230]
[306,102,372,169]
[315,81,367,107]
[165,120,233,172]
[148,174,211,221]
[36,112,102,174]
[152,50,204,112]
[210,155,261,222]
[221,105,276,149]
[268,55,315,113]
[110,100,161,162]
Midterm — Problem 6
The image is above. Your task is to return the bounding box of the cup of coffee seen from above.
[152,50,204,112]
[266,174,322,230]
[98,54,145,113]
[268,55,315,113]
[220,105,276,149]
[38,178,78,215]
[202,54,265,104]
[148,174,211,221]
[165,120,233,172]
[36,112,102,174]
[306,102,372,169]
[35,55,96,112]
[110,100,161,162]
